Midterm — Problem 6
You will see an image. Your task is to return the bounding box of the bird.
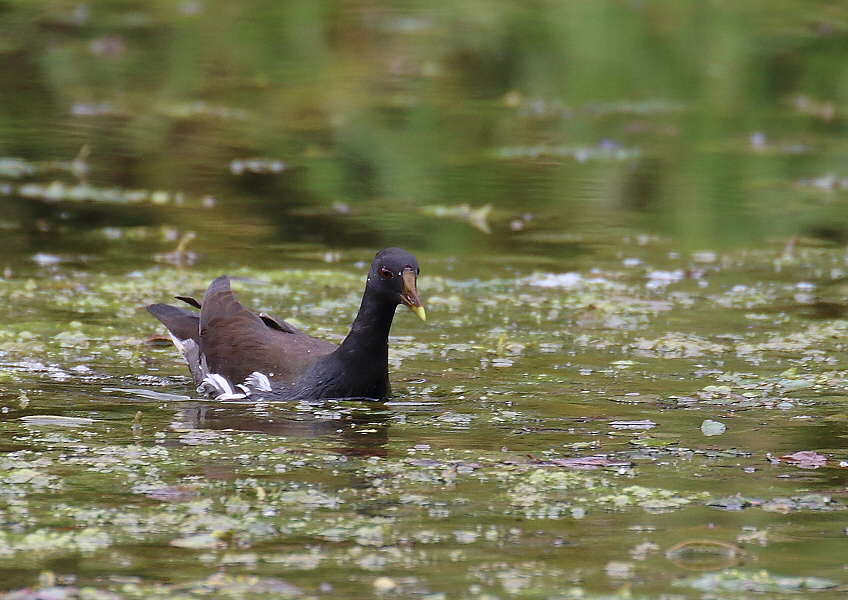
[147,247,425,401]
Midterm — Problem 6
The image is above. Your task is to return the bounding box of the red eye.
[380,267,393,280]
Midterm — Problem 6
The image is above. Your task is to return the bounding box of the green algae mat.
[0,243,846,598]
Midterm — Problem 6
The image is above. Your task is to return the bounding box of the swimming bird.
[147,247,425,401]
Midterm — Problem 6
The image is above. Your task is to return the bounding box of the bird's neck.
[338,289,397,360]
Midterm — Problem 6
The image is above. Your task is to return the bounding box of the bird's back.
[148,275,336,385]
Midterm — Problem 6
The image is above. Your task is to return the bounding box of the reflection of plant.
[1,2,847,249]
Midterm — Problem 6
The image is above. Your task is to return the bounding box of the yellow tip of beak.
[409,304,426,322]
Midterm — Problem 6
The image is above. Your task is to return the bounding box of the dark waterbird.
[147,247,425,401]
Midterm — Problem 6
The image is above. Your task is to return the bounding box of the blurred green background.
[1,0,847,270]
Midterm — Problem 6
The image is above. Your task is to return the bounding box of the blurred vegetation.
[1,0,848,264]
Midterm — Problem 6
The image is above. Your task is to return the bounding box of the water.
[0,2,847,598]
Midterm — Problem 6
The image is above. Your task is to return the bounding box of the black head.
[366,247,425,320]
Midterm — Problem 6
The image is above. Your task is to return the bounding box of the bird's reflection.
[170,399,391,457]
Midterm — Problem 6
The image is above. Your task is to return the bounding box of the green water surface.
[0,2,846,599]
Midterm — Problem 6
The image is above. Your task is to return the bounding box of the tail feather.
[147,304,199,342]
[147,303,204,383]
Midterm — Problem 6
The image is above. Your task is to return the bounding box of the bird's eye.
[380,267,393,280]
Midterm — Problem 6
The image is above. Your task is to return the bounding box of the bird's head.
[367,247,426,321]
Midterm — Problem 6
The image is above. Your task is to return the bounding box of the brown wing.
[199,276,336,385]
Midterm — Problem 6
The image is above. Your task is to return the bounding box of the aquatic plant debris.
[675,569,839,593]
[700,419,726,436]
[778,450,828,469]
[420,203,492,233]
[0,241,845,596]
[19,415,96,427]
[5,179,204,207]
[496,143,641,162]
[707,490,848,512]
[230,158,287,175]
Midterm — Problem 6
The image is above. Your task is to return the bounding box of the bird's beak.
[401,268,426,321]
